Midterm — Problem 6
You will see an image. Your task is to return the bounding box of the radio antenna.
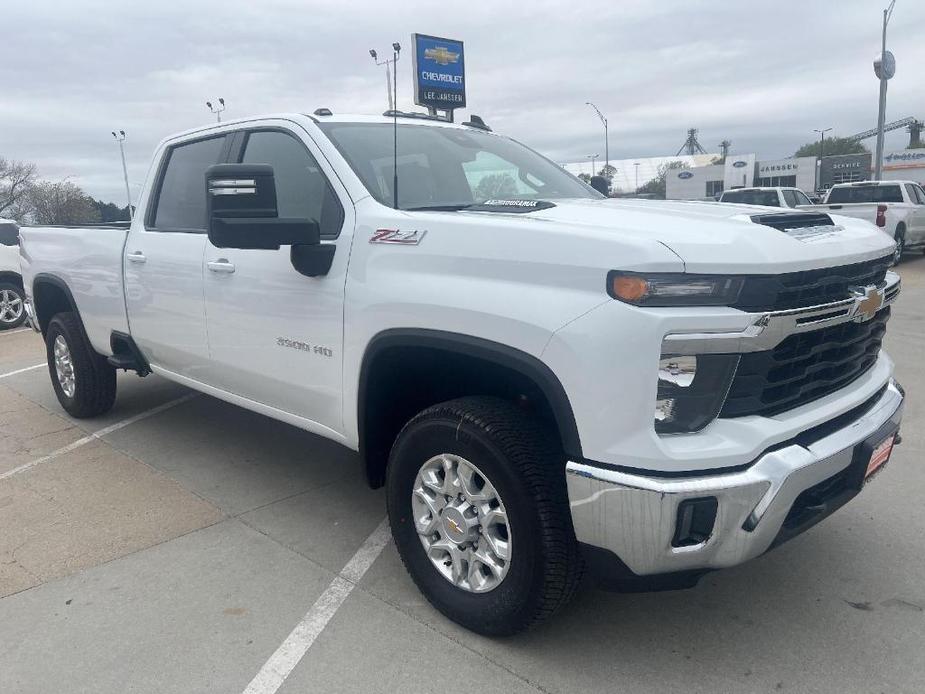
[392,42,401,210]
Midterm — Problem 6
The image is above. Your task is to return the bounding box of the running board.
[108,331,151,376]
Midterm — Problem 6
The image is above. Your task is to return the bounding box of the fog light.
[672,497,718,547]
[655,354,739,434]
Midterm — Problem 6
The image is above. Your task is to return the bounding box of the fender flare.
[357,328,583,461]
[31,272,80,333]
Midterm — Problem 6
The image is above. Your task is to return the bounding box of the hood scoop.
[750,212,839,241]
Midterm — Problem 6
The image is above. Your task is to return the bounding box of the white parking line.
[242,517,392,694]
[0,363,45,380]
[0,328,33,336]
[0,393,198,481]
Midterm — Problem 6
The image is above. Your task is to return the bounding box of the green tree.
[597,164,617,181]
[794,137,869,158]
[473,173,517,200]
[637,160,688,199]
[28,180,101,225]
[577,173,591,183]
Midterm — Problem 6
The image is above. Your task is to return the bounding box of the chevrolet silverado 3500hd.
[19,112,904,634]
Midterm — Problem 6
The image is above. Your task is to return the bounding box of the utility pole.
[634,163,640,194]
[587,154,600,177]
[813,128,832,191]
[874,1,897,180]
[206,98,226,123]
[586,102,609,174]
[111,130,132,220]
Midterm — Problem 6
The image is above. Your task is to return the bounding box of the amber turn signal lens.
[611,275,649,302]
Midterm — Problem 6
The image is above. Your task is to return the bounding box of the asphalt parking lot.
[1,256,923,694]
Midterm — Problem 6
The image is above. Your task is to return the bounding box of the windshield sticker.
[467,199,556,213]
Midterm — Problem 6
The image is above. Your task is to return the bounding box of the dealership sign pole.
[412,34,466,121]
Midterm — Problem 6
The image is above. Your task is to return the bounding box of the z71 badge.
[370,228,427,245]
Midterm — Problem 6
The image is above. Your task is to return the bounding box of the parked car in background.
[18,112,905,634]
[807,181,925,263]
[0,218,26,330]
[719,187,814,208]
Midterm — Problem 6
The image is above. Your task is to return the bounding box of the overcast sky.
[3,0,924,202]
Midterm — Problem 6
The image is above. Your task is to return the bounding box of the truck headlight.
[656,354,739,434]
[608,272,744,307]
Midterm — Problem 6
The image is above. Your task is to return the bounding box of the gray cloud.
[2,0,923,202]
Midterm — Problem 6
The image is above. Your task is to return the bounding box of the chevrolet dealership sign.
[413,33,466,112]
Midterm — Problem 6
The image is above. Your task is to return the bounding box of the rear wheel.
[46,312,117,418]
[0,282,26,330]
[387,396,583,635]
[892,225,906,265]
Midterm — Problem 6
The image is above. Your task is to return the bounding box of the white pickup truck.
[0,218,27,330]
[809,180,925,263]
[19,112,905,634]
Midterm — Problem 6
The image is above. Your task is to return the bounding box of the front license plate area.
[865,433,895,480]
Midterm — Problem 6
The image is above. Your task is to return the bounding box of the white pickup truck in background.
[808,180,925,263]
[18,111,905,634]
[718,186,814,208]
[0,218,27,329]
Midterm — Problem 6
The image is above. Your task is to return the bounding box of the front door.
[202,125,352,434]
[125,134,228,378]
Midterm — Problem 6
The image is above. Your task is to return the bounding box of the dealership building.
[665,149,925,200]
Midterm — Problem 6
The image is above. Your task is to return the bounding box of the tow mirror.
[205,164,334,276]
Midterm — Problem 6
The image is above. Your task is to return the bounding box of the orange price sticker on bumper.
[866,434,895,478]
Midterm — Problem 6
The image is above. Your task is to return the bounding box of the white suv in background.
[0,218,26,330]
[719,187,814,208]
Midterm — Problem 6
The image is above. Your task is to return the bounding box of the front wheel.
[0,282,26,330]
[387,397,583,635]
[46,312,117,418]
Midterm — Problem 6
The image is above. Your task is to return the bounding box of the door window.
[151,136,227,231]
[241,130,344,238]
[914,185,925,204]
[782,190,799,207]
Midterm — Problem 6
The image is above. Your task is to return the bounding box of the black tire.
[0,281,27,330]
[45,312,117,418]
[892,225,905,266]
[387,396,583,636]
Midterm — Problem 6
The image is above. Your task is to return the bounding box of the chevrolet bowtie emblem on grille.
[424,46,460,65]
[850,285,884,323]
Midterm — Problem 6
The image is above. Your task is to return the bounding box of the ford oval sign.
[732,160,747,168]
[678,171,694,179]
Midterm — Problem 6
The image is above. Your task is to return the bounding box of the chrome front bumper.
[566,379,904,577]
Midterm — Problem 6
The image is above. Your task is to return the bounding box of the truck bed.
[19,225,130,355]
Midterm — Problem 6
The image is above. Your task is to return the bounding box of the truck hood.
[466,198,896,274]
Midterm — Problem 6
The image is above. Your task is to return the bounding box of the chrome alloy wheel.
[53,335,76,398]
[411,454,512,593]
[0,288,23,325]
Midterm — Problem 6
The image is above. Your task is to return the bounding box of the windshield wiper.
[403,204,474,212]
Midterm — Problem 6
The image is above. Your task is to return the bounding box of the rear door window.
[151,136,227,231]
[782,190,800,207]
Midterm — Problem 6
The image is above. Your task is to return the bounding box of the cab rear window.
[827,185,903,204]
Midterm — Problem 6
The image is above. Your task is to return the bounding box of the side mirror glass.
[206,164,320,250]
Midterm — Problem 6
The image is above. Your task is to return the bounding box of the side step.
[108,331,151,377]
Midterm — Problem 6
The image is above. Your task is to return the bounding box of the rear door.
[904,184,925,243]
[125,134,229,378]
[202,123,353,433]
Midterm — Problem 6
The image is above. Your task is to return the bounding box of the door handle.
[207,259,236,274]
[127,251,147,264]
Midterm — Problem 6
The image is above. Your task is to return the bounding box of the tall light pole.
[111,130,132,220]
[874,1,897,180]
[634,162,640,194]
[370,47,400,112]
[586,102,609,175]
[813,127,832,191]
[587,154,600,177]
[206,98,225,123]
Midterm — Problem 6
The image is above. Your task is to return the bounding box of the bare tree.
[0,157,38,220]
[27,180,101,225]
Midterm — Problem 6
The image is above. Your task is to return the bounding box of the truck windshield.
[316,122,600,210]
[827,184,903,204]
[721,190,780,206]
